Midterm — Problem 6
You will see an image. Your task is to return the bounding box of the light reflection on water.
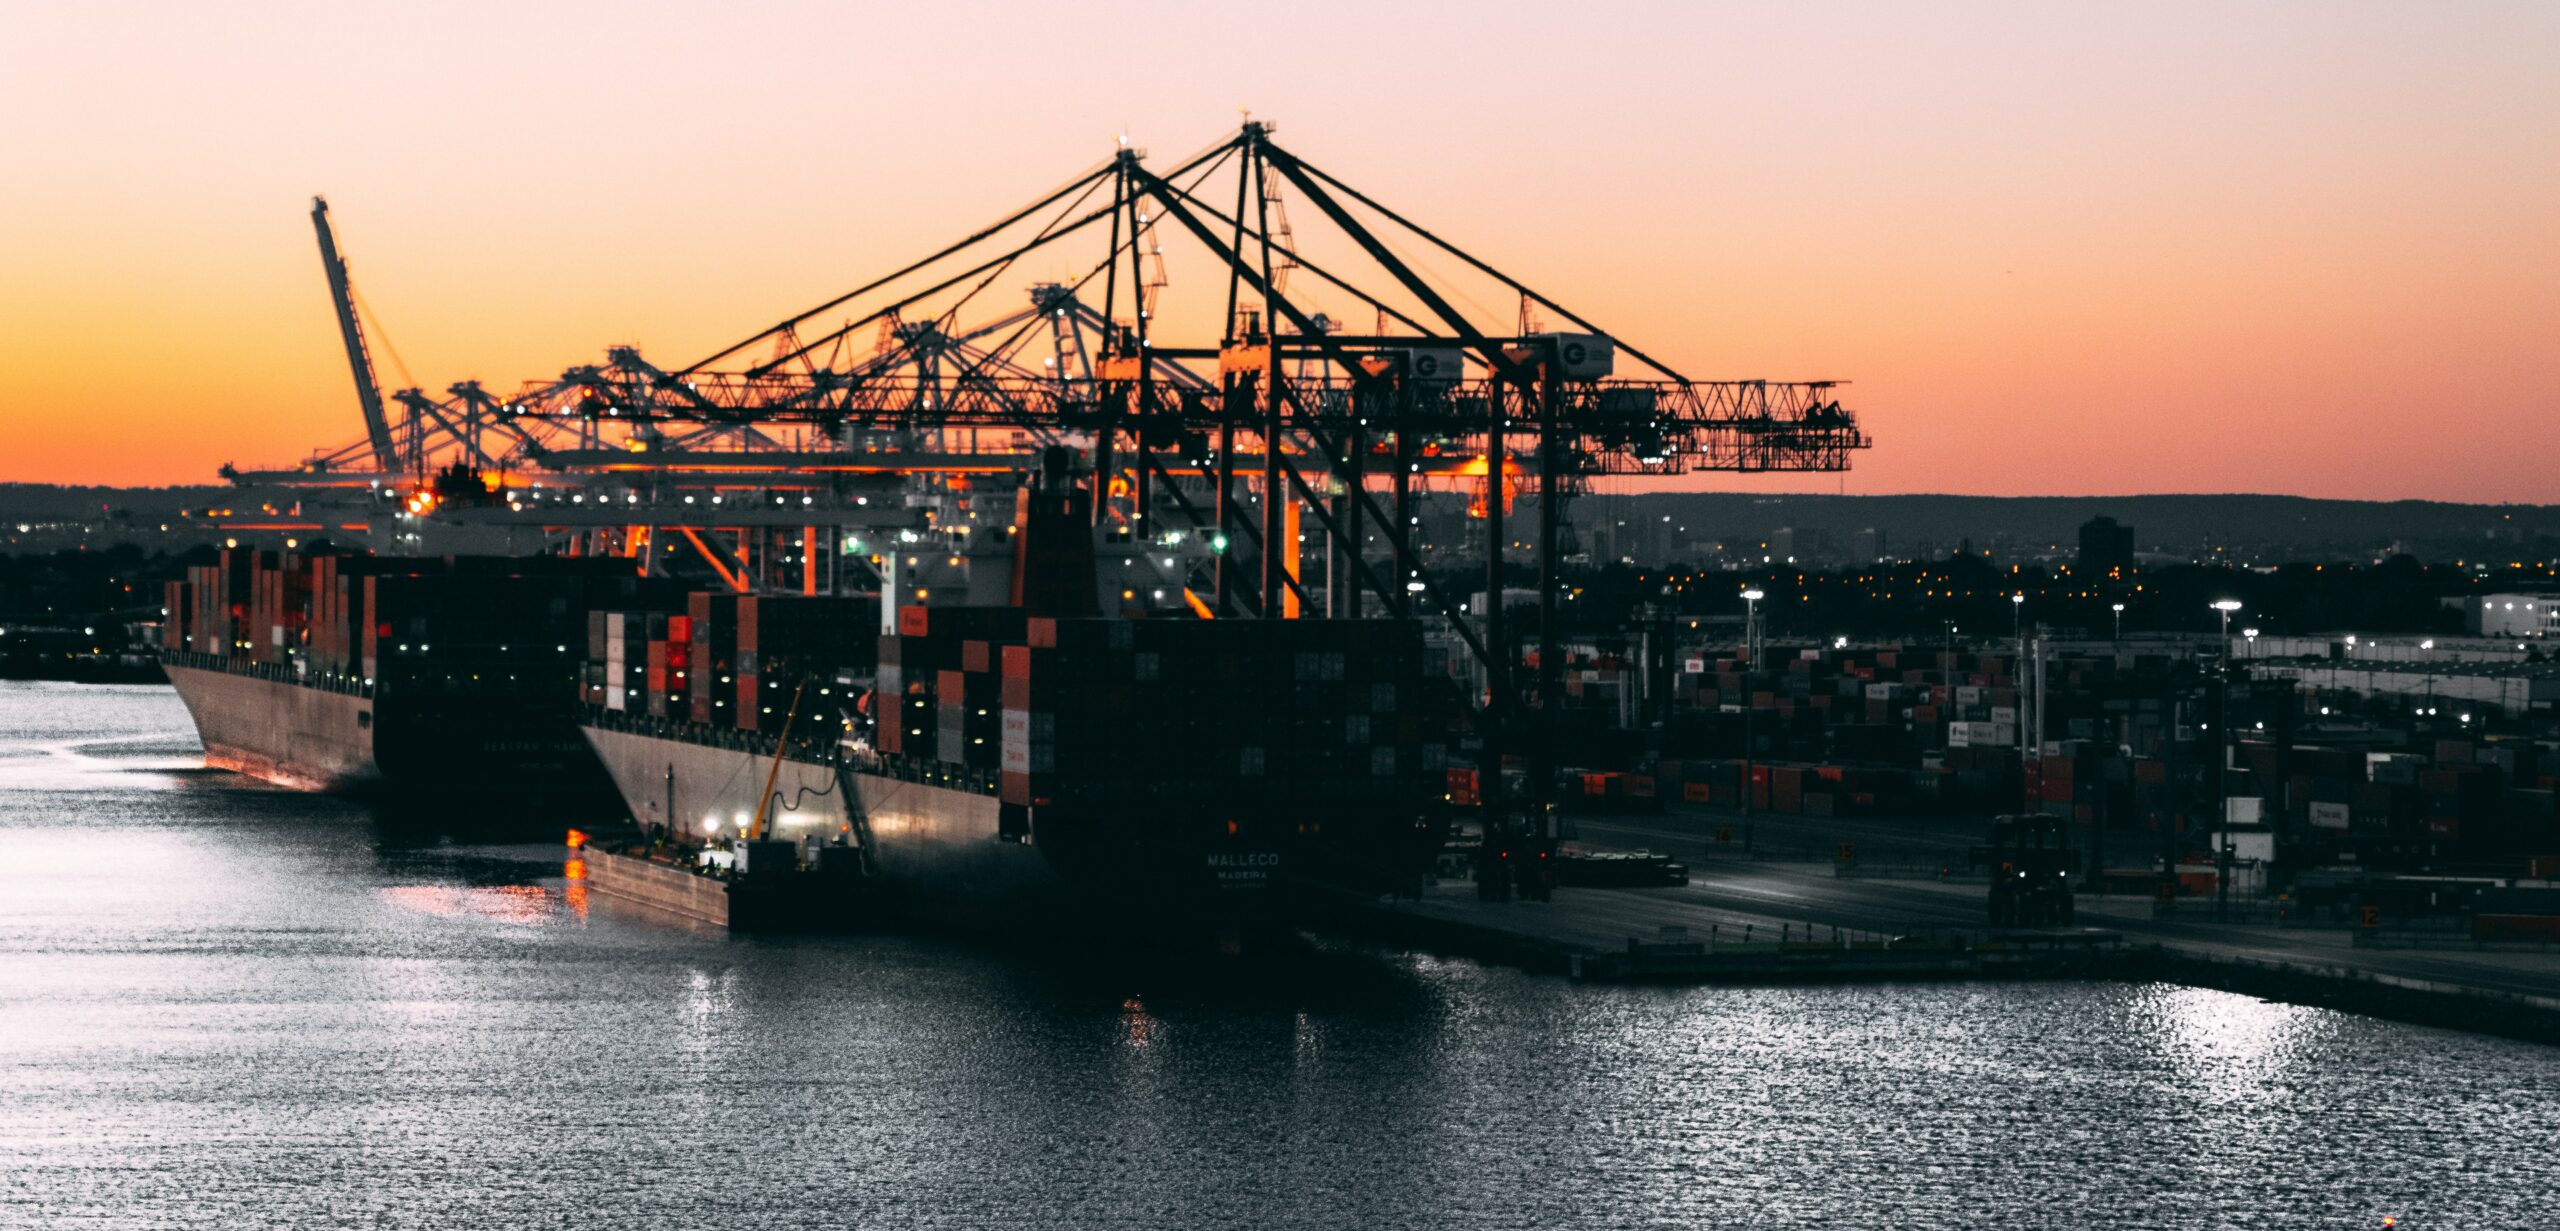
[2,682,2556,1228]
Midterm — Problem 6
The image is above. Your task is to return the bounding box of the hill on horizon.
[1563,492,2558,559]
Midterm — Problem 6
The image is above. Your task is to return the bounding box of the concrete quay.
[1340,817,2560,1045]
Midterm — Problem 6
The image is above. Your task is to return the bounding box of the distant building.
[2078,516,2135,578]
[1594,515,1671,564]
[1852,527,1887,565]
[2469,594,2560,639]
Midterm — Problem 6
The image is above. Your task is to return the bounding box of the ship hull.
[164,664,382,792]
[164,662,625,818]
[582,722,1395,935]
[579,723,1065,916]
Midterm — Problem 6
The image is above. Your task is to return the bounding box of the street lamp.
[2211,599,2243,648]
[2208,599,2243,918]
[2242,627,2259,661]
[2111,602,2126,641]
[2011,594,2028,699]
[1740,588,1765,848]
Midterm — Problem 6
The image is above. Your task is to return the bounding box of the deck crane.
[309,197,402,475]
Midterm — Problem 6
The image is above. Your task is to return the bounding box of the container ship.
[156,547,674,815]
[573,468,1450,930]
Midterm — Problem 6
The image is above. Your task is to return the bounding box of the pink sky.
[1,2,2553,499]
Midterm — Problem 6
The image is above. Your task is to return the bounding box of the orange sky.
[2,2,2553,499]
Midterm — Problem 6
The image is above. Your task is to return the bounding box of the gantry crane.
[237,125,1872,835]
[308,197,401,475]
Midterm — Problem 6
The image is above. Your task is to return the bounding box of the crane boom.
[310,197,401,473]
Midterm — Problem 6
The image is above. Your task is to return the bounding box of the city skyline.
[2,2,2553,498]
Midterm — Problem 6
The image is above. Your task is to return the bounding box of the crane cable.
[350,284,419,391]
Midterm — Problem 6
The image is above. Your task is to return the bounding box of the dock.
[1337,879,2140,982]
[1333,858,2560,1046]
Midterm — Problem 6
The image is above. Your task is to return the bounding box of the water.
[2,682,2555,1229]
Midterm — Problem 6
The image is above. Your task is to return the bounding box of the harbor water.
[3,682,2555,1228]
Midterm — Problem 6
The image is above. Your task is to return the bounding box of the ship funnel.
[1010,446,1100,617]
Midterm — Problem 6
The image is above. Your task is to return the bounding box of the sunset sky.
[2,2,2552,499]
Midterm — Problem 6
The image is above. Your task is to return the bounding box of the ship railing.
[153,648,375,699]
